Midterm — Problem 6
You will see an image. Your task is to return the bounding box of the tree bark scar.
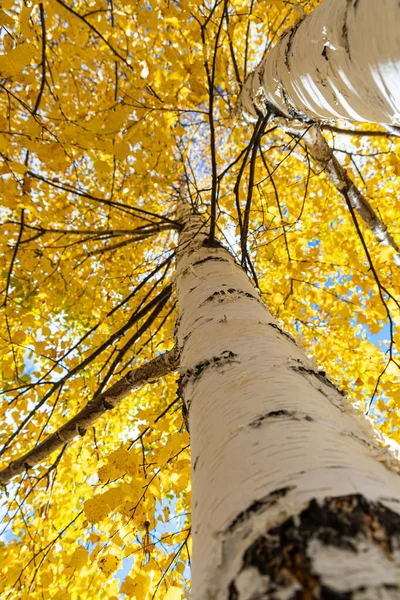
[228,495,400,599]
[268,322,297,345]
[226,486,295,534]
[249,410,313,428]
[290,363,346,397]
[281,86,315,123]
[192,256,230,268]
[342,1,352,60]
[322,45,329,61]
[284,21,302,73]
[102,398,115,410]
[177,350,240,408]
[200,288,261,306]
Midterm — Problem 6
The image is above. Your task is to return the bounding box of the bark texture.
[240,0,400,125]
[175,207,400,599]
[229,495,400,599]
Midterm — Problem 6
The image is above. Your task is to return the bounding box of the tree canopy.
[0,0,399,598]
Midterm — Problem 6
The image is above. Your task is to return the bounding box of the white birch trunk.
[175,206,400,599]
[240,0,400,125]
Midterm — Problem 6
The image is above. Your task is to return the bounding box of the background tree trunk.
[240,0,400,125]
[176,204,400,599]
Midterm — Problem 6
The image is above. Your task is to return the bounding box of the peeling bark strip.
[239,0,400,125]
[174,203,400,599]
[228,495,400,599]
[0,349,178,486]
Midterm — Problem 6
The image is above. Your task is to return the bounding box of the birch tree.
[0,0,400,599]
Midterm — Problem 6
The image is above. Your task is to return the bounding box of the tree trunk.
[240,0,400,125]
[175,205,400,599]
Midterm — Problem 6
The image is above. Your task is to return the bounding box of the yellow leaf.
[114,141,131,160]
[0,135,10,152]
[3,33,13,52]
[120,572,149,598]
[94,159,113,174]
[163,586,183,600]
[0,43,36,78]
[98,553,120,576]
[165,17,180,28]
[0,9,15,28]
[69,546,89,569]
[83,497,110,524]
[18,5,32,37]
[99,448,139,482]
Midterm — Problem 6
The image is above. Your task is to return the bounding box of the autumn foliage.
[0,0,399,598]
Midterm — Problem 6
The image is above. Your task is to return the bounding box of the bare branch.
[32,4,46,115]
[321,124,400,138]
[26,170,182,227]
[1,209,24,307]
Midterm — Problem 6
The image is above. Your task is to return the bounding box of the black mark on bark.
[177,350,240,408]
[226,486,295,533]
[290,363,346,397]
[181,400,189,431]
[284,22,301,72]
[102,399,114,411]
[342,2,352,59]
[201,288,261,306]
[250,410,313,428]
[281,86,315,123]
[192,256,230,267]
[229,495,400,598]
[268,322,297,345]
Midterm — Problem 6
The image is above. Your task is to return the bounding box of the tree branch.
[0,283,173,458]
[278,121,400,266]
[32,3,46,115]
[26,170,182,227]
[0,348,179,486]
[321,124,400,139]
[1,209,24,307]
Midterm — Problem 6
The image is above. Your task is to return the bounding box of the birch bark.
[175,204,400,599]
[239,0,400,125]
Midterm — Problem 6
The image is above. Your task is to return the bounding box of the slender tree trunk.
[175,204,400,599]
[240,0,400,125]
